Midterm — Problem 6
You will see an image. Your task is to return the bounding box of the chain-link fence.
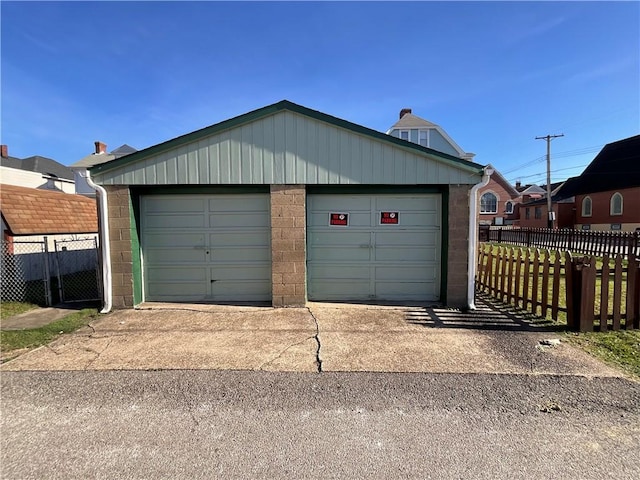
[53,238,101,302]
[1,237,100,306]
[1,240,52,305]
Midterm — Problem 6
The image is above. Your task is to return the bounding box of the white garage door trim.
[141,193,271,303]
[307,193,441,302]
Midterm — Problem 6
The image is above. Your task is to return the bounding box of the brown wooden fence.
[487,227,640,259]
[476,243,640,332]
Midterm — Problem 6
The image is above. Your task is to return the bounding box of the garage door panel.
[144,214,205,229]
[209,197,267,211]
[308,265,370,280]
[375,231,437,246]
[144,233,206,248]
[308,281,371,299]
[145,248,207,264]
[307,193,441,302]
[142,193,271,303]
[209,231,271,247]
[210,247,271,262]
[211,266,270,281]
[375,197,438,211]
[209,213,270,228]
[308,231,371,246]
[308,247,372,262]
[311,196,372,211]
[375,265,437,281]
[375,247,437,262]
[145,198,205,213]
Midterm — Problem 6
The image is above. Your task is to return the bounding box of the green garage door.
[307,193,441,302]
[141,194,271,303]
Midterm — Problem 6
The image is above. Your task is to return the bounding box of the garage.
[307,192,441,302]
[140,193,271,303]
[89,100,485,309]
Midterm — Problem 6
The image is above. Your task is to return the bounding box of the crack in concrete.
[258,334,316,371]
[178,383,200,432]
[307,307,323,373]
[84,339,113,370]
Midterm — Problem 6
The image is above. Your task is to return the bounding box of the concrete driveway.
[0,296,623,377]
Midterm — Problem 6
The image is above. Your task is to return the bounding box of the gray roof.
[1,155,73,180]
[71,144,137,169]
[389,113,438,130]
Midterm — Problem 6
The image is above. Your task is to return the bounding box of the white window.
[399,130,409,141]
[480,192,498,214]
[582,196,592,217]
[505,201,514,214]
[610,192,623,216]
[418,130,428,147]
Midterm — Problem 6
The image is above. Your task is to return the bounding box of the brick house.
[555,135,640,232]
[87,100,487,310]
[476,167,521,226]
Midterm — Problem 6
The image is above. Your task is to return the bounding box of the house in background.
[556,134,640,232]
[0,145,75,193]
[1,184,98,249]
[517,182,574,229]
[476,166,521,226]
[70,142,137,196]
[88,100,486,309]
[387,108,476,161]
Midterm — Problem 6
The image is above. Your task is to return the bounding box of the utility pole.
[535,133,564,229]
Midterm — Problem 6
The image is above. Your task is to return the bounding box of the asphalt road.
[2,370,639,479]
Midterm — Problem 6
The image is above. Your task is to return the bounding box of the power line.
[500,144,603,176]
[535,134,564,229]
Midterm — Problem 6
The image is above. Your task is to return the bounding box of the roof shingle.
[0,184,98,235]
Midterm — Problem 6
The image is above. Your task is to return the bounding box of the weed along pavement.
[2,299,640,479]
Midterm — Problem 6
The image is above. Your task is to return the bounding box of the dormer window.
[400,130,409,141]
[419,130,428,147]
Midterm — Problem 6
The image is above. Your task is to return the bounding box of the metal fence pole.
[42,237,52,306]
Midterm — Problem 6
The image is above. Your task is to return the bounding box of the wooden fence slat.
[523,249,531,311]
[579,257,597,332]
[628,254,639,330]
[498,246,507,301]
[551,250,561,320]
[600,254,610,332]
[506,247,515,304]
[541,249,551,318]
[612,255,623,330]
[531,249,540,316]
[514,248,523,309]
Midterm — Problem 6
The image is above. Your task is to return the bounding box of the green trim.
[129,191,143,306]
[306,185,445,195]
[440,187,450,304]
[131,185,270,196]
[90,100,484,176]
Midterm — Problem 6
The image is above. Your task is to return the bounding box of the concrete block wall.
[446,185,470,308]
[104,185,134,308]
[270,185,306,307]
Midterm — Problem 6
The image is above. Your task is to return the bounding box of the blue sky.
[2,1,638,185]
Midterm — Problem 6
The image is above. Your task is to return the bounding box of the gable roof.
[0,155,73,180]
[90,100,483,179]
[71,144,138,169]
[388,112,438,129]
[0,184,98,235]
[485,164,520,197]
[556,135,640,199]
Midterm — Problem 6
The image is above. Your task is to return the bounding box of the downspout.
[83,169,112,313]
[467,166,493,310]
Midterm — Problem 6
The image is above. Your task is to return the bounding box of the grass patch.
[565,330,640,379]
[1,302,39,319]
[0,308,98,356]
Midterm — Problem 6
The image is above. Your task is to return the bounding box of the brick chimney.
[94,141,107,154]
[516,180,522,190]
[399,108,412,119]
[1,145,8,158]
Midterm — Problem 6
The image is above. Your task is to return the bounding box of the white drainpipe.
[83,169,113,313]
[467,166,493,310]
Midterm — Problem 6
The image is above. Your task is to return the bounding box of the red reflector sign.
[329,213,349,226]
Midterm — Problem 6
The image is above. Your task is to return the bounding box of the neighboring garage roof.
[90,100,484,186]
[556,135,640,199]
[0,184,98,235]
[72,144,138,169]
